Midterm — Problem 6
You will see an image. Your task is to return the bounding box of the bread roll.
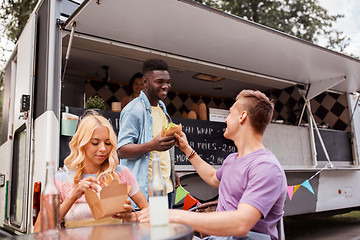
[111,102,121,112]
[191,103,200,116]
[161,123,182,137]
[199,103,207,120]
[188,111,197,119]
[181,111,188,119]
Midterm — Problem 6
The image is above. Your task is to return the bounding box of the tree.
[0,0,39,78]
[1,0,39,84]
[1,0,39,42]
[194,0,350,53]
[0,0,38,133]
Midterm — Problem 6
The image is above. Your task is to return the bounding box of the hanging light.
[193,73,223,82]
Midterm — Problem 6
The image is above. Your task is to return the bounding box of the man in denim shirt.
[117,59,179,208]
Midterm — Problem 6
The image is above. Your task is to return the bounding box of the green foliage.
[0,82,3,134]
[326,30,351,53]
[0,68,4,88]
[0,63,4,133]
[0,0,38,131]
[85,95,105,110]
[0,0,39,42]
[194,0,350,53]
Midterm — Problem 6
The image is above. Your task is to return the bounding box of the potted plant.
[85,95,105,110]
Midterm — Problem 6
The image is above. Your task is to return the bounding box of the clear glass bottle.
[41,161,60,234]
[149,152,169,226]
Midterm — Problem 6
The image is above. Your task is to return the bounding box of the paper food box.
[85,179,130,220]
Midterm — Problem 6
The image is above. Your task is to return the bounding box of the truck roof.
[63,0,360,97]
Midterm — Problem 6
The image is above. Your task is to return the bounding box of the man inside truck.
[117,58,180,209]
[142,90,287,240]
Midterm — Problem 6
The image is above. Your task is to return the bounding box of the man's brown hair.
[236,90,274,134]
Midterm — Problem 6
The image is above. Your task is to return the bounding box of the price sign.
[172,117,236,166]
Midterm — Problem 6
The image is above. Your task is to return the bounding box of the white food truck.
[0,0,360,236]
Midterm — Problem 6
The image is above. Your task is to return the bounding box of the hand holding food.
[174,131,191,153]
[71,176,101,201]
[138,207,150,223]
[152,134,176,151]
[161,123,182,137]
[112,199,136,222]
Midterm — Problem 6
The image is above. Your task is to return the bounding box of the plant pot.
[61,119,78,136]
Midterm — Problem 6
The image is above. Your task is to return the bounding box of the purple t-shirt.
[216,148,287,239]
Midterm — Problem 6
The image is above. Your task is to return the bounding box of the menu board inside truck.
[172,117,236,168]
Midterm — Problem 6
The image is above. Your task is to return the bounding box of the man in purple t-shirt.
[166,90,287,240]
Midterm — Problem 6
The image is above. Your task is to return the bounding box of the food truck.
[0,0,360,235]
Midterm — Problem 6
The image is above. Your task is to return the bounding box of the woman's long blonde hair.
[64,111,119,185]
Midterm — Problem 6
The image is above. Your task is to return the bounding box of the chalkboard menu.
[172,117,236,166]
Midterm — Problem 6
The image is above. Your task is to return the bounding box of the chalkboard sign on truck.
[172,117,236,169]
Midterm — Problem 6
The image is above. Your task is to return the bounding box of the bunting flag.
[287,186,294,201]
[287,181,315,201]
[301,180,315,195]
[293,184,301,194]
[286,163,331,201]
[175,185,189,204]
[176,165,322,205]
[183,194,199,210]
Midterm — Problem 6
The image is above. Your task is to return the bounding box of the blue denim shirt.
[117,91,175,201]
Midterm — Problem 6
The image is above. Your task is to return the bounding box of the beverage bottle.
[41,161,60,233]
[149,152,169,226]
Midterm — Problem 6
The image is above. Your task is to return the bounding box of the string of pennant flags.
[175,163,332,208]
[175,185,202,210]
[287,93,337,201]
[287,163,332,201]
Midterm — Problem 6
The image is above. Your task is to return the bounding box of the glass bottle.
[149,152,169,226]
[41,161,60,234]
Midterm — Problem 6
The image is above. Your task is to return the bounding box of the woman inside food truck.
[121,72,144,109]
[34,111,148,231]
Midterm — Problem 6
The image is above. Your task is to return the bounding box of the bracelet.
[187,150,197,160]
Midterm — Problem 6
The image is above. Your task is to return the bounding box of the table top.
[7,223,194,240]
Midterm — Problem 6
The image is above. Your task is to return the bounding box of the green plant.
[85,95,105,110]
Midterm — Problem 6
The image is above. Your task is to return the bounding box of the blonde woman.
[34,111,147,231]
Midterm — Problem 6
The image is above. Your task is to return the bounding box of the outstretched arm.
[117,135,176,159]
[174,132,219,188]
[138,202,261,237]
[170,203,261,237]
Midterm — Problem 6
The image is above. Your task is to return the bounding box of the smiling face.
[143,70,171,106]
[83,125,112,173]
